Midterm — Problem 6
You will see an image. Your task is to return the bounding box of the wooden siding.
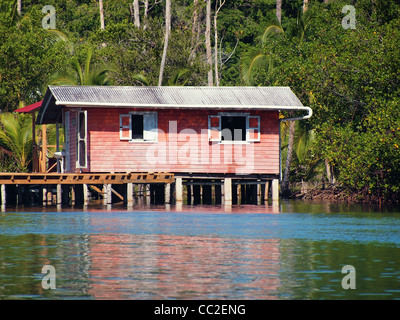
[65,108,280,175]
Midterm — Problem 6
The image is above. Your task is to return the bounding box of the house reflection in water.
[88,233,281,299]
[87,205,281,299]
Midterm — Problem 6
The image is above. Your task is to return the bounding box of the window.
[208,113,260,143]
[76,110,87,168]
[120,112,158,142]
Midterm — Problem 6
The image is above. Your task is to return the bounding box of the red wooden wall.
[64,108,280,175]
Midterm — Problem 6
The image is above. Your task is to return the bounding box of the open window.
[76,109,87,168]
[120,112,158,142]
[208,113,260,143]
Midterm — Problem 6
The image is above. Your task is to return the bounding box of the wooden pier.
[0,172,174,208]
[0,172,279,209]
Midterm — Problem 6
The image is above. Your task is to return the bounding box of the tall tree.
[99,0,105,30]
[133,0,140,28]
[205,0,213,86]
[213,0,226,87]
[158,0,171,86]
[276,0,282,23]
[17,0,21,15]
[189,0,201,63]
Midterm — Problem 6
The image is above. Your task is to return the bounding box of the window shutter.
[143,112,158,142]
[119,114,131,140]
[208,115,221,142]
[247,115,260,142]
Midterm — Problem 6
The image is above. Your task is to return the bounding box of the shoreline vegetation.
[286,183,400,207]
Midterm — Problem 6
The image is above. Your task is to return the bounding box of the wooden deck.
[0,172,174,185]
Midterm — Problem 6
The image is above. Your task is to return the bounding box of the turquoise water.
[0,200,400,299]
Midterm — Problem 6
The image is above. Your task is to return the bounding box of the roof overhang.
[37,85,312,124]
[14,100,43,114]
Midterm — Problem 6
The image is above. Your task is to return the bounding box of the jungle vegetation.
[0,0,399,204]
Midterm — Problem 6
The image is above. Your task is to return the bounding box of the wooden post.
[40,124,47,172]
[264,181,269,202]
[71,185,76,206]
[57,184,62,205]
[1,184,6,209]
[224,178,232,205]
[42,186,47,206]
[272,179,279,202]
[83,184,89,206]
[127,183,133,206]
[175,177,183,203]
[165,183,171,204]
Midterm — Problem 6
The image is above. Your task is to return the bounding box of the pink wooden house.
[37,86,311,204]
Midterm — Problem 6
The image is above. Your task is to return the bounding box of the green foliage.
[0,112,32,172]
[253,0,400,202]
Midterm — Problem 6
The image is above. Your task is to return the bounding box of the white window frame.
[208,112,261,144]
[76,109,88,169]
[119,111,158,143]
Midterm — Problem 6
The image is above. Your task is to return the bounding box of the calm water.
[1,200,400,300]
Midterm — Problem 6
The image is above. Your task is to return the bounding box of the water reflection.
[88,234,280,299]
[1,201,400,300]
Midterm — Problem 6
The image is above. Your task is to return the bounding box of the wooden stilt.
[165,183,171,204]
[272,179,279,202]
[57,184,62,205]
[1,184,6,209]
[127,183,133,206]
[42,187,47,206]
[264,181,269,202]
[224,178,232,205]
[175,178,183,203]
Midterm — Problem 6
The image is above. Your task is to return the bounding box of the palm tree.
[0,112,32,172]
[50,47,116,86]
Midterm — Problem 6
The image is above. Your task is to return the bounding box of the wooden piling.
[175,177,183,203]
[224,178,232,205]
[1,184,5,209]
[272,179,279,202]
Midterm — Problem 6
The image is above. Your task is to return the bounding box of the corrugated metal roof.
[49,86,303,107]
[37,86,306,124]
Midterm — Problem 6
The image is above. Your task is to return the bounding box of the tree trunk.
[303,0,309,13]
[189,0,200,62]
[133,0,141,28]
[17,0,22,15]
[282,120,295,194]
[158,0,171,86]
[99,0,105,29]
[143,0,149,30]
[214,0,225,87]
[325,158,336,185]
[276,0,282,23]
[205,0,213,86]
